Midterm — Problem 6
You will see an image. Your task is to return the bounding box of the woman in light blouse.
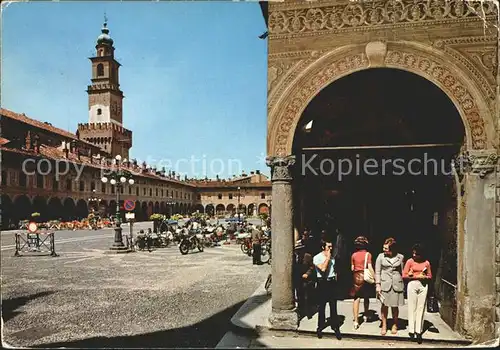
[403,243,432,344]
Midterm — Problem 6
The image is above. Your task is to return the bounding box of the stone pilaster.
[456,149,499,341]
[266,155,298,330]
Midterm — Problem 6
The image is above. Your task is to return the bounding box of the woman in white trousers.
[403,243,433,344]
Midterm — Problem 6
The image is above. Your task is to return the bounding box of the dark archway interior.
[295,68,465,148]
[292,69,464,321]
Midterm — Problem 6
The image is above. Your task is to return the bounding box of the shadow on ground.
[2,291,55,322]
[34,294,271,348]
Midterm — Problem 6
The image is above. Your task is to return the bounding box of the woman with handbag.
[349,236,375,330]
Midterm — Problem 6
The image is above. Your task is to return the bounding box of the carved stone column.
[266,155,298,330]
[454,150,498,341]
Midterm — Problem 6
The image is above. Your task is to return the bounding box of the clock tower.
[77,17,132,158]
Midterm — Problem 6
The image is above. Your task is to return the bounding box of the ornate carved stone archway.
[267,41,496,156]
[265,39,499,341]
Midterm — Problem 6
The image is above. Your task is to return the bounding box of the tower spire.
[97,14,113,45]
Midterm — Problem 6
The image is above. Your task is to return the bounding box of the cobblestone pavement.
[1,228,270,348]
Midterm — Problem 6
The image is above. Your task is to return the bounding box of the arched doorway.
[154,201,160,214]
[160,202,166,215]
[99,200,108,218]
[135,201,142,221]
[141,202,148,221]
[32,196,48,222]
[267,48,499,338]
[62,198,76,221]
[226,204,235,216]
[215,204,225,216]
[109,200,117,218]
[247,203,256,217]
[238,204,246,217]
[205,204,215,217]
[258,203,269,215]
[293,67,465,318]
[47,197,63,221]
[13,195,32,223]
[194,204,204,214]
[147,202,154,218]
[1,194,13,229]
[76,199,88,220]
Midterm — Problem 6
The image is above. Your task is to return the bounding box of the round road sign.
[28,222,38,233]
[124,199,136,211]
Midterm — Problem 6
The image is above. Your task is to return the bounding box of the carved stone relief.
[454,150,499,178]
[384,50,487,149]
[269,46,490,156]
[434,36,498,102]
[268,0,497,36]
[268,57,316,117]
[271,51,369,155]
[268,60,296,93]
[266,155,296,182]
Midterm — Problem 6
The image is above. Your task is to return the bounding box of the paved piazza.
[1,223,269,348]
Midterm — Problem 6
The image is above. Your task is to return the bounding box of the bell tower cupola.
[87,15,124,125]
[78,15,132,159]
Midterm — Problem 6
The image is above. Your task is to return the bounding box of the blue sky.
[1,0,269,179]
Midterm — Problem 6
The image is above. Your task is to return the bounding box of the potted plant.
[150,213,165,233]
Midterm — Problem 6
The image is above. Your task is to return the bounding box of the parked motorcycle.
[179,233,204,255]
[135,230,153,252]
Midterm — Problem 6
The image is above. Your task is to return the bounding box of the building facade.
[0,20,271,229]
[262,0,499,343]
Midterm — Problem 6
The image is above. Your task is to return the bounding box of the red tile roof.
[0,108,101,150]
[191,180,271,188]
[0,145,197,188]
[0,145,271,189]
[0,108,271,190]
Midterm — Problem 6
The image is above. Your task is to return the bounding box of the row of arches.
[0,194,271,229]
[193,203,269,216]
[0,195,192,229]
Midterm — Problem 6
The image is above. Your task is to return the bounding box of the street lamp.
[101,155,135,253]
[237,186,241,223]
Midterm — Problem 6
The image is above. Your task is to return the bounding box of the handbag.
[363,252,375,284]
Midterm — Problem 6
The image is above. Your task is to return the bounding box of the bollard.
[129,221,135,251]
[14,233,20,257]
